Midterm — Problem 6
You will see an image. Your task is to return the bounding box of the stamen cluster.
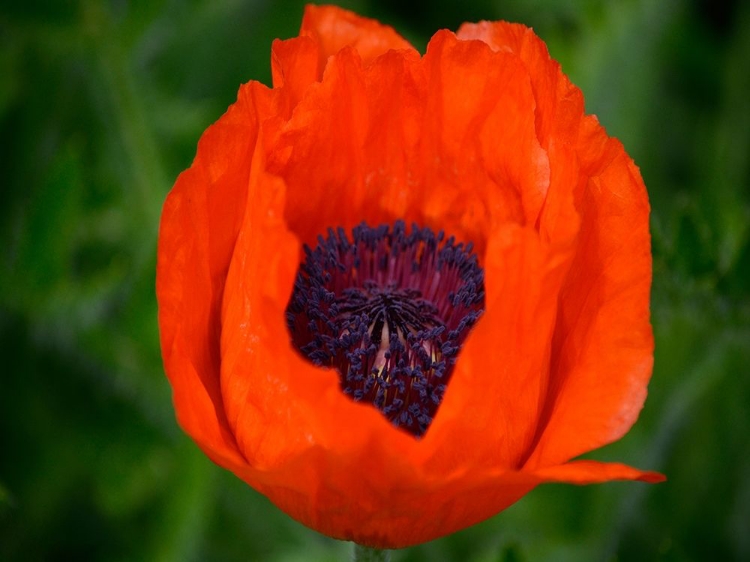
[286,221,484,437]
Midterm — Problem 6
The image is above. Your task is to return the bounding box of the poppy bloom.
[157,4,664,549]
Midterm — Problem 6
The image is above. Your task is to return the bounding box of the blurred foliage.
[1,0,749,560]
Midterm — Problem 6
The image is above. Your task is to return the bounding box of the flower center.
[286,221,485,437]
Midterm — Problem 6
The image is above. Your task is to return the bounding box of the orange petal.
[422,223,573,471]
[458,20,654,469]
[270,29,551,252]
[157,80,291,471]
[457,21,585,151]
[418,30,550,231]
[524,122,654,468]
[532,460,666,484]
[300,4,416,77]
[271,35,322,109]
[271,5,418,132]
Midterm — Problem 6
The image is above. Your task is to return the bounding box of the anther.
[286,221,484,437]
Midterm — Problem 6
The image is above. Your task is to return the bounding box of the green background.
[1,1,748,560]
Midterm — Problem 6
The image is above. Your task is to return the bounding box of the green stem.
[353,543,391,562]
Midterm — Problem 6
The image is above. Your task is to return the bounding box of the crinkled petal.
[269,29,550,253]
[157,81,281,469]
[300,4,416,76]
[458,20,654,468]
[271,35,322,109]
[457,21,585,152]
[525,124,654,467]
[419,30,550,231]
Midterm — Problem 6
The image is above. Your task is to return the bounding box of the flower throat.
[286,221,485,437]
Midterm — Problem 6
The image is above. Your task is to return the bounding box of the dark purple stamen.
[285,221,485,437]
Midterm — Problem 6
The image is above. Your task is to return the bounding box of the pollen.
[286,221,485,437]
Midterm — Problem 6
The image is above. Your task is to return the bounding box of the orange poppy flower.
[157,4,664,549]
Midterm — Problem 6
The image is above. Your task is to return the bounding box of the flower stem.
[353,543,391,562]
